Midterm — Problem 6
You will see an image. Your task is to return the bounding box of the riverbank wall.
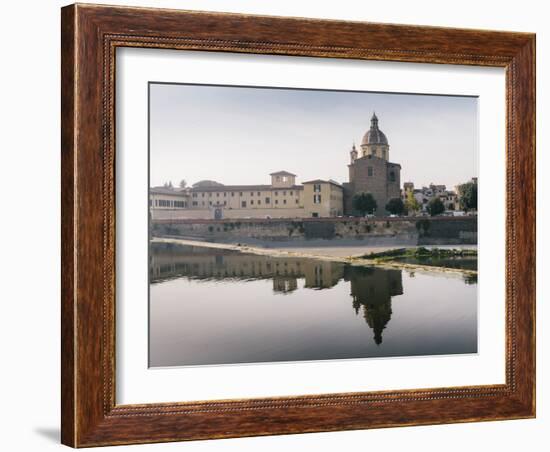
[152,216,477,246]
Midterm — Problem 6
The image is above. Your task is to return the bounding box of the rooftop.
[269,170,296,177]
[361,112,389,147]
[150,186,189,196]
[189,184,304,192]
[302,179,343,188]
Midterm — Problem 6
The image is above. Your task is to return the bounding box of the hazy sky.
[149,83,478,190]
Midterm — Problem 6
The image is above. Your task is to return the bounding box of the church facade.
[343,113,401,216]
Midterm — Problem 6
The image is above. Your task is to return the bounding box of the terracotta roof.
[302,179,343,188]
[189,184,303,192]
[269,170,296,177]
[149,187,189,196]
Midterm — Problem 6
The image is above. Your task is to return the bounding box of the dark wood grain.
[61,3,536,447]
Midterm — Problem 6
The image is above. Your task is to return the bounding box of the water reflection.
[345,267,401,345]
[149,243,477,366]
[150,243,344,291]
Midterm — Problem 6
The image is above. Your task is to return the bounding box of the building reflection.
[150,243,403,345]
[150,243,344,292]
[345,266,403,345]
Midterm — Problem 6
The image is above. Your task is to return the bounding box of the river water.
[149,242,477,367]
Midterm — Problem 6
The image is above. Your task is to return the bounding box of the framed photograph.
[61,3,535,447]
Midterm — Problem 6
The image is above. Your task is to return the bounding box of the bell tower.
[350,142,358,163]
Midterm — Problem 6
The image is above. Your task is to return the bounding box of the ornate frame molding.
[62,4,535,447]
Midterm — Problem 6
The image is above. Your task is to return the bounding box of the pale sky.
[149,83,478,190]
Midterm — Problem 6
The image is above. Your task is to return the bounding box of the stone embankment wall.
[152,216,477,245]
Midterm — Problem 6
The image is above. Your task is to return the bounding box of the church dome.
[361,112,388,146]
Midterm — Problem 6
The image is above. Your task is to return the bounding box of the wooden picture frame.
[61,3,535,447]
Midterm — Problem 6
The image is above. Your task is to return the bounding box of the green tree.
[352,193,377,216]
[404,191,420,215]
[457,182,478,211]
[426,197,445,216]
[385,198,405,215]
[179,179,187,189]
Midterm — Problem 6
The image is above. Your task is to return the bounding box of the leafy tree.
[404,191,421,215]
[179,179,187,189]
[385,198,405,215]
[352,192,377,216]
[426,197,445,216]
[163,181,173,189]
[457,182,478,211]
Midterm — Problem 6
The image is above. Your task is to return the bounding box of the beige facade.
[150,171,343,220]
[302,180,344,218]
[149,188,189,209]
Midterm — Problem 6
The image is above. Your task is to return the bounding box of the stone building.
[302,179,344,218]
[343,113,401,216]
[403,182,459,213]
[150,171,344,220]
[150,112,404,220]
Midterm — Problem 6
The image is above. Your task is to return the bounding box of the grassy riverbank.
[364,247,477,271]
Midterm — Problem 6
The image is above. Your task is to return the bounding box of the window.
[209,201,212,206]
[201,193,205,197]
[368,167,374,177]
[313,194,321,204]
[295,199,299,204]
[275,199,279,205]
[290,191,293,196]
[250,191,254,196]
[389,171,396,182]
[265,197,270,204]
[251,200,254,205]
[312,212,319,218]
[208,193,212,197]
[241,201,247,208]
[239,192,243,196]
[314,184,321,192]
[216,193,219,197]
[192,201,198,206]
[283,199,287,204]
[149,199,152,207]
[223,192,227,197]
[283,191,286,195]
[174,200,187,208]
[274,191,278,196]
[192,193,197,198]
[231,192,235,197]
[257,192,261,196]
[223,201,227,206]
